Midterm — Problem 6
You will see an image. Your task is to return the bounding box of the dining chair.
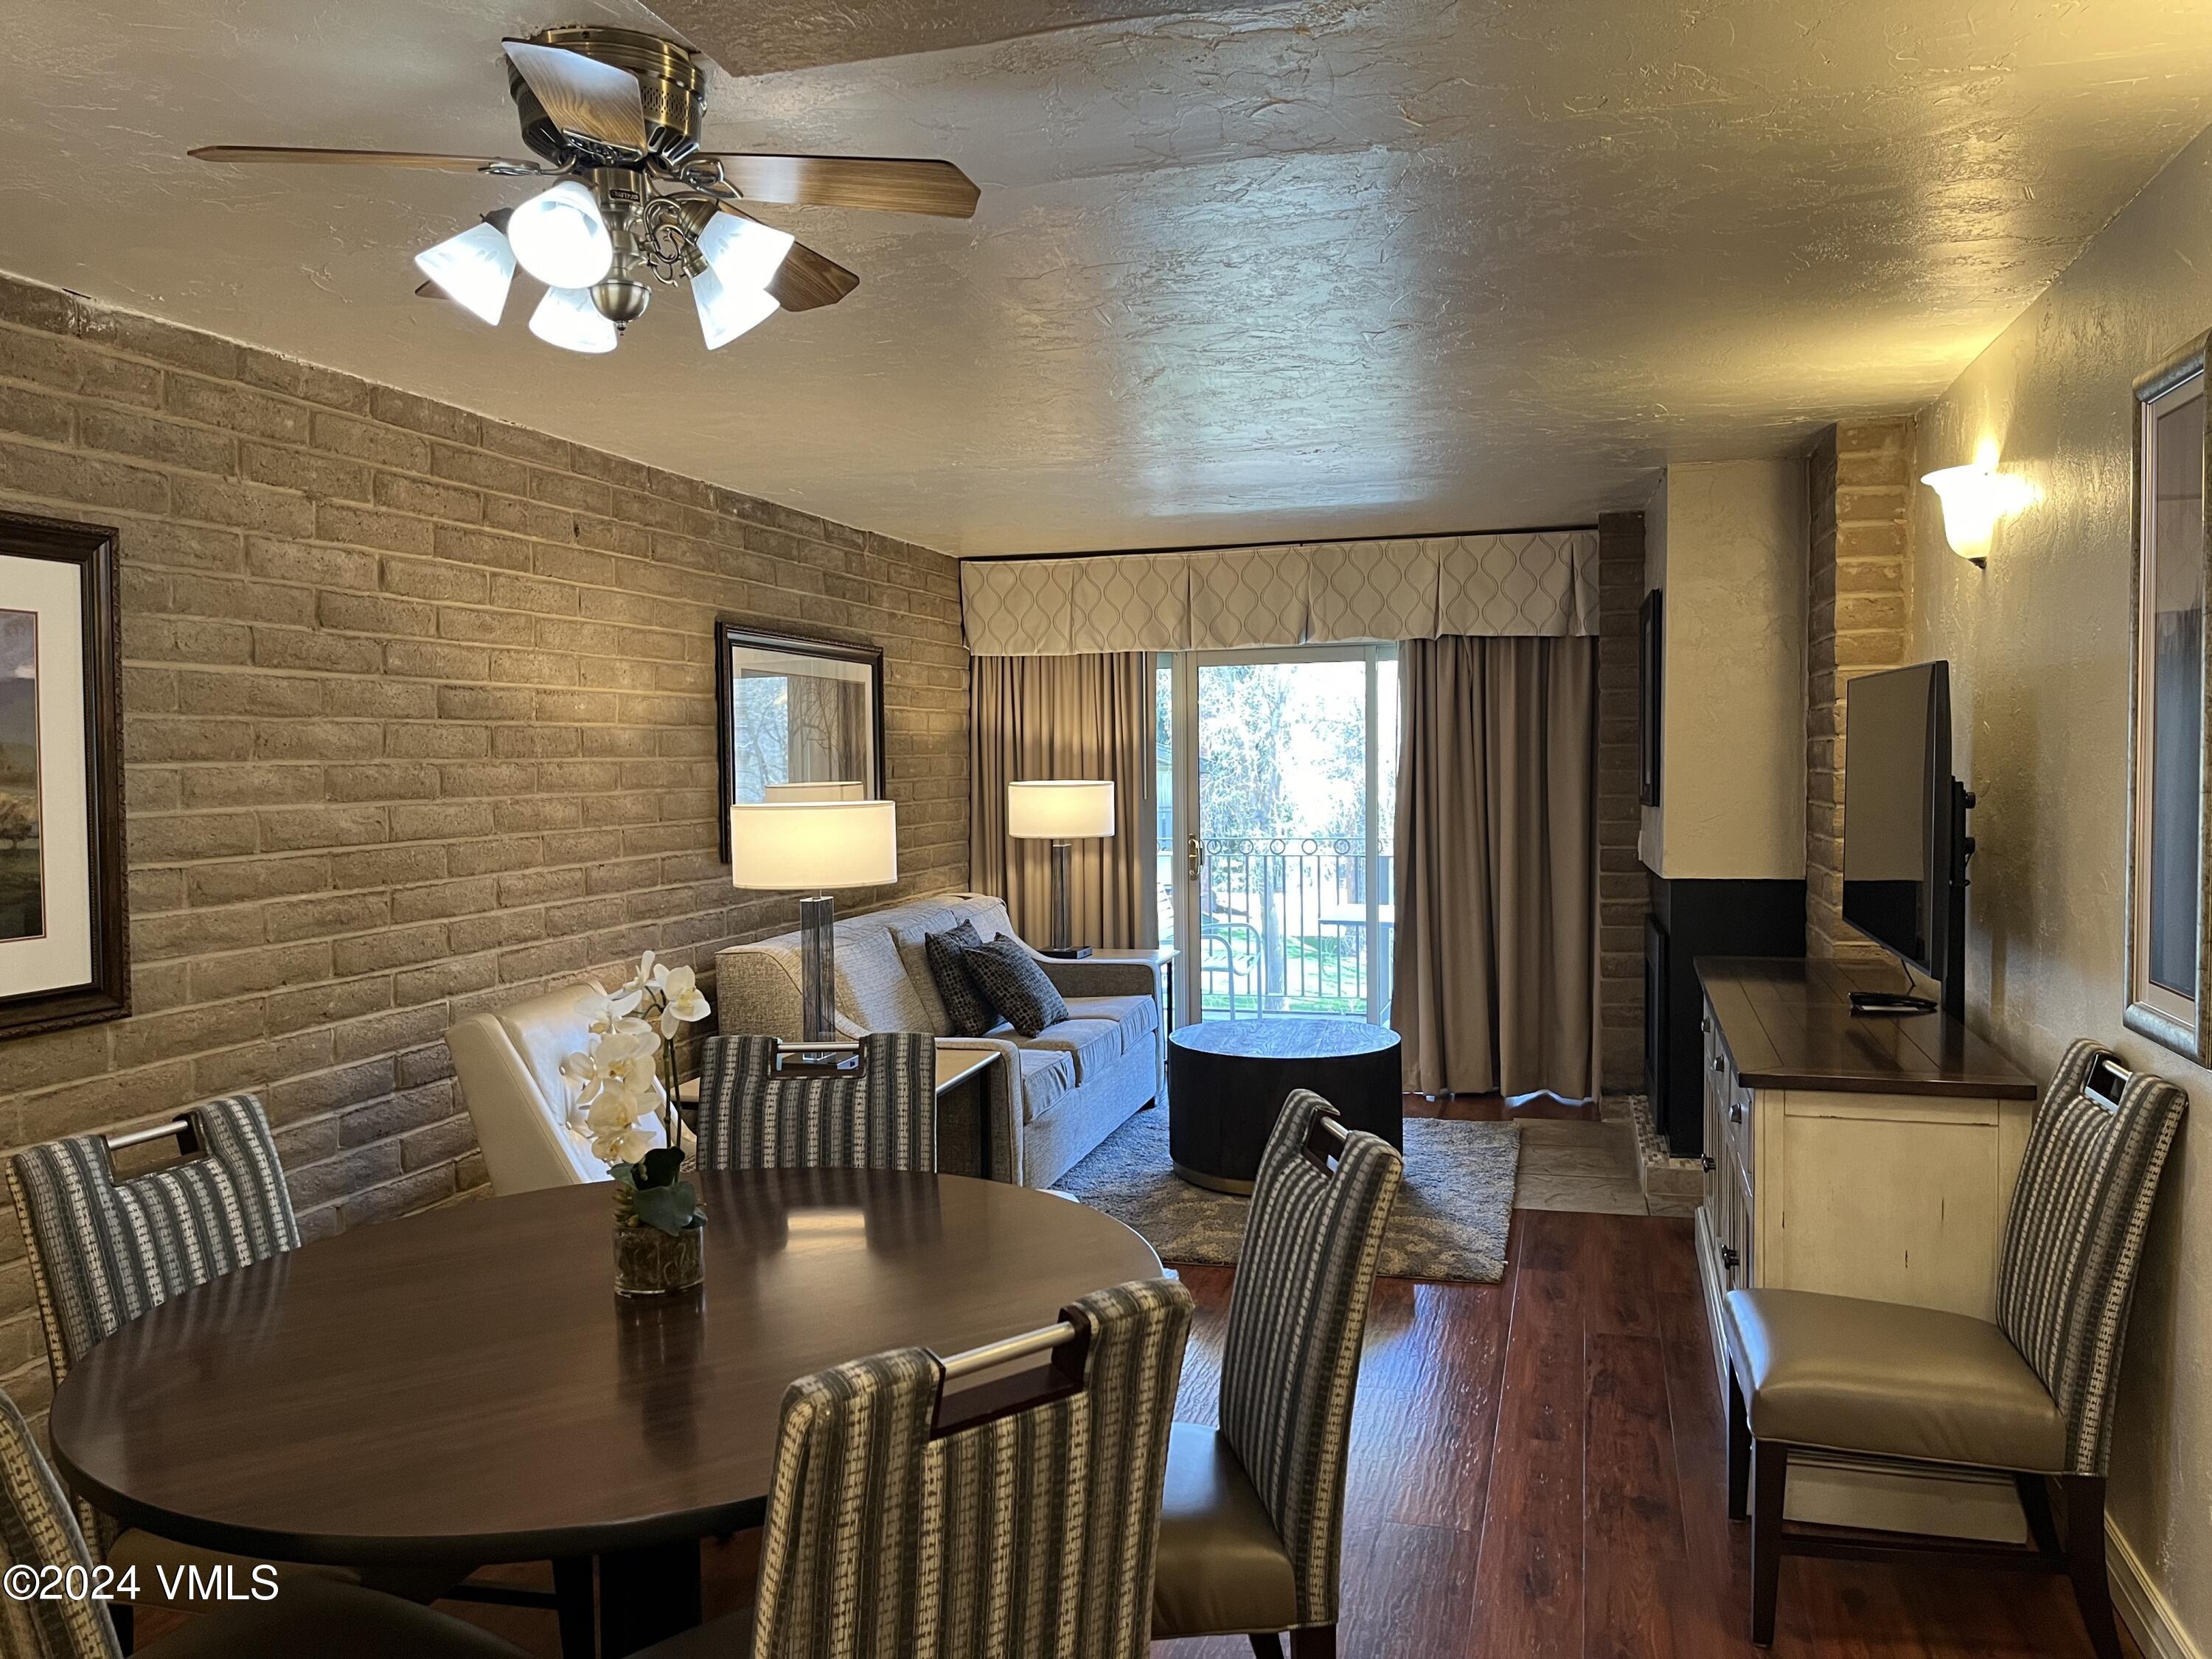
[0,1384,529,1659]
[4,1096,476,1635]
[694,1032,936,1172]
[1150,1090,1405,1659]
[634,1276,1193,1659]
[1722,1038,2187,1655]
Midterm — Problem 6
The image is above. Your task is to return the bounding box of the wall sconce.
[1921,439,2036,566]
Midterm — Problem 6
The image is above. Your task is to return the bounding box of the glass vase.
[613,1219,704,1298]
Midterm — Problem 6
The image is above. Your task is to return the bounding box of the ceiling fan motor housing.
[507,25,709,167]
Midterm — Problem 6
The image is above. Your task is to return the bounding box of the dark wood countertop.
[1694,956,2038,1099]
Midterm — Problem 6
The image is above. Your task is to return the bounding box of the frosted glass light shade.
[529,287,619,355]
[731,800,898,890]
[698,212,795,293]
[693,267,780,349]
[414,223,515,325]
[507,181,613,288]
[1007,781,1116,840]
[1921,445,2037,564]
[763,781,867,801]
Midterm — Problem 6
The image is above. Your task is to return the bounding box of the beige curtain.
[1392,635,1596,1099]
[971,653,1159,949]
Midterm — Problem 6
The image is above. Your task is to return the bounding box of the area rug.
[1057,1107,1519,1284]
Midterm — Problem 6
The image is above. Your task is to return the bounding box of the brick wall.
[0,271,969,1414]
[1596,510,1648,1091]
[1804,419,1912,958]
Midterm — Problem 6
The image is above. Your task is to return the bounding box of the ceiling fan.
[190,26,980,355]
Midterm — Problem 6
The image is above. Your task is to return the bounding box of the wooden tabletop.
[1696,956,2038,1099]
[49,1169,1161,1565]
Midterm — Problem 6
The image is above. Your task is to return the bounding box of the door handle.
[1186,835,1203,882]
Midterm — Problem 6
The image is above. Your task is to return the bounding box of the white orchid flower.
[618,950,658,999]
[592,1124,658,1165]
[655,964,711,1036]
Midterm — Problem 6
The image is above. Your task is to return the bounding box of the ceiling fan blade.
[698,154,979,219]
[190,145,551,175]
[502,41,649,159]
[766,236,860,313]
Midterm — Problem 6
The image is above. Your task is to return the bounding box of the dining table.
[47,1168,1164,1657]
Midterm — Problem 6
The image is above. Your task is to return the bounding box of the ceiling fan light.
[692,268,779,349]
[412,223,515,325]
[696,212,794,293]
[529,285,619,354]
[507,180,613,288]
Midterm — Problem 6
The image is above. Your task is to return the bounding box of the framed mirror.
[714,621,886,863]
[2125,333,2211,1059]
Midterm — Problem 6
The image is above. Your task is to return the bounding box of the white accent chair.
[445,982,684,1195]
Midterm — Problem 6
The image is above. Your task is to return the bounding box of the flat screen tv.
[1841,661,1955,981]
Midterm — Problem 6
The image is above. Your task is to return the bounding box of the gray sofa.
[713,891,1161,1189]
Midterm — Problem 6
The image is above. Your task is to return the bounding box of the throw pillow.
[959,934,1071,1039]
[890,919,956,1034]
[924,919,998,1037]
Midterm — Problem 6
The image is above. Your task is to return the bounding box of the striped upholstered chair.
[695,1032,937,1172]
[7,1098,315,1607]
[1150,1091,1405,1659]
[636,1276,1193,1659]
[4,1096,465,1629]
[1722,1039,2187,1655]
[0,1382,526,1659]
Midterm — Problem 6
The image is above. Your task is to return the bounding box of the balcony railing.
[1162,835,1393,1021]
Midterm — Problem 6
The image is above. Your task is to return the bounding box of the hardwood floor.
[1153,1206,2136,1659]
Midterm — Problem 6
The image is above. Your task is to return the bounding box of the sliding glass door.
[1158,646,1398,1026]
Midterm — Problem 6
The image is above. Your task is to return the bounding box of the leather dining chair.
[0,1384,528,1659]
[694,1032,937,1172]
[1150,1091,1405,1659]
[633,1277,1193,1659]
[4,1096,477,1641]
[1722,1038,2186,1656]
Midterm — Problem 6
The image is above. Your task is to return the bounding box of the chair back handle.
[105,1116,201,1156]
[930,1311,1093,1439]
[1301,1104,1349,1174]
[2083,1050,2132,1110]
[770,1038,866,1078]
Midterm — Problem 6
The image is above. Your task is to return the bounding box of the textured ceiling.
[4,1,2212,555]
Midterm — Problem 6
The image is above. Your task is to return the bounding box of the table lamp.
[730,799,898,1043]
[763,780,866,801]
[1006,780,1115,959]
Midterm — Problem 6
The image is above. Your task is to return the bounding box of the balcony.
[1161,835,1394,1021]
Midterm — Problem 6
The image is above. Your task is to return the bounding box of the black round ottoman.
[1166,1017,1403,1194]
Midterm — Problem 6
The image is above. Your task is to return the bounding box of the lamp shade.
[1006,780,1116,840]
[762,780,866,802]
[731,800,897,891]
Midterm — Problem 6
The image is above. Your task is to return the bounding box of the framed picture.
[1638,587,1663,807]
[713,621,886,863]
[0,512,128,1040]
[2124,333,2211,1060]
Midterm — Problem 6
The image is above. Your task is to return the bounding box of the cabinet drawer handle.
[1719,1245,1740,1270]
[1728,1102,1743,1124]
[1711,1057,1725,1074]
[1700,1018,1711,1034]
[1699,1154,1716,1173]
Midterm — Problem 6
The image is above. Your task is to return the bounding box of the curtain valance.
[959,530,1599,655]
